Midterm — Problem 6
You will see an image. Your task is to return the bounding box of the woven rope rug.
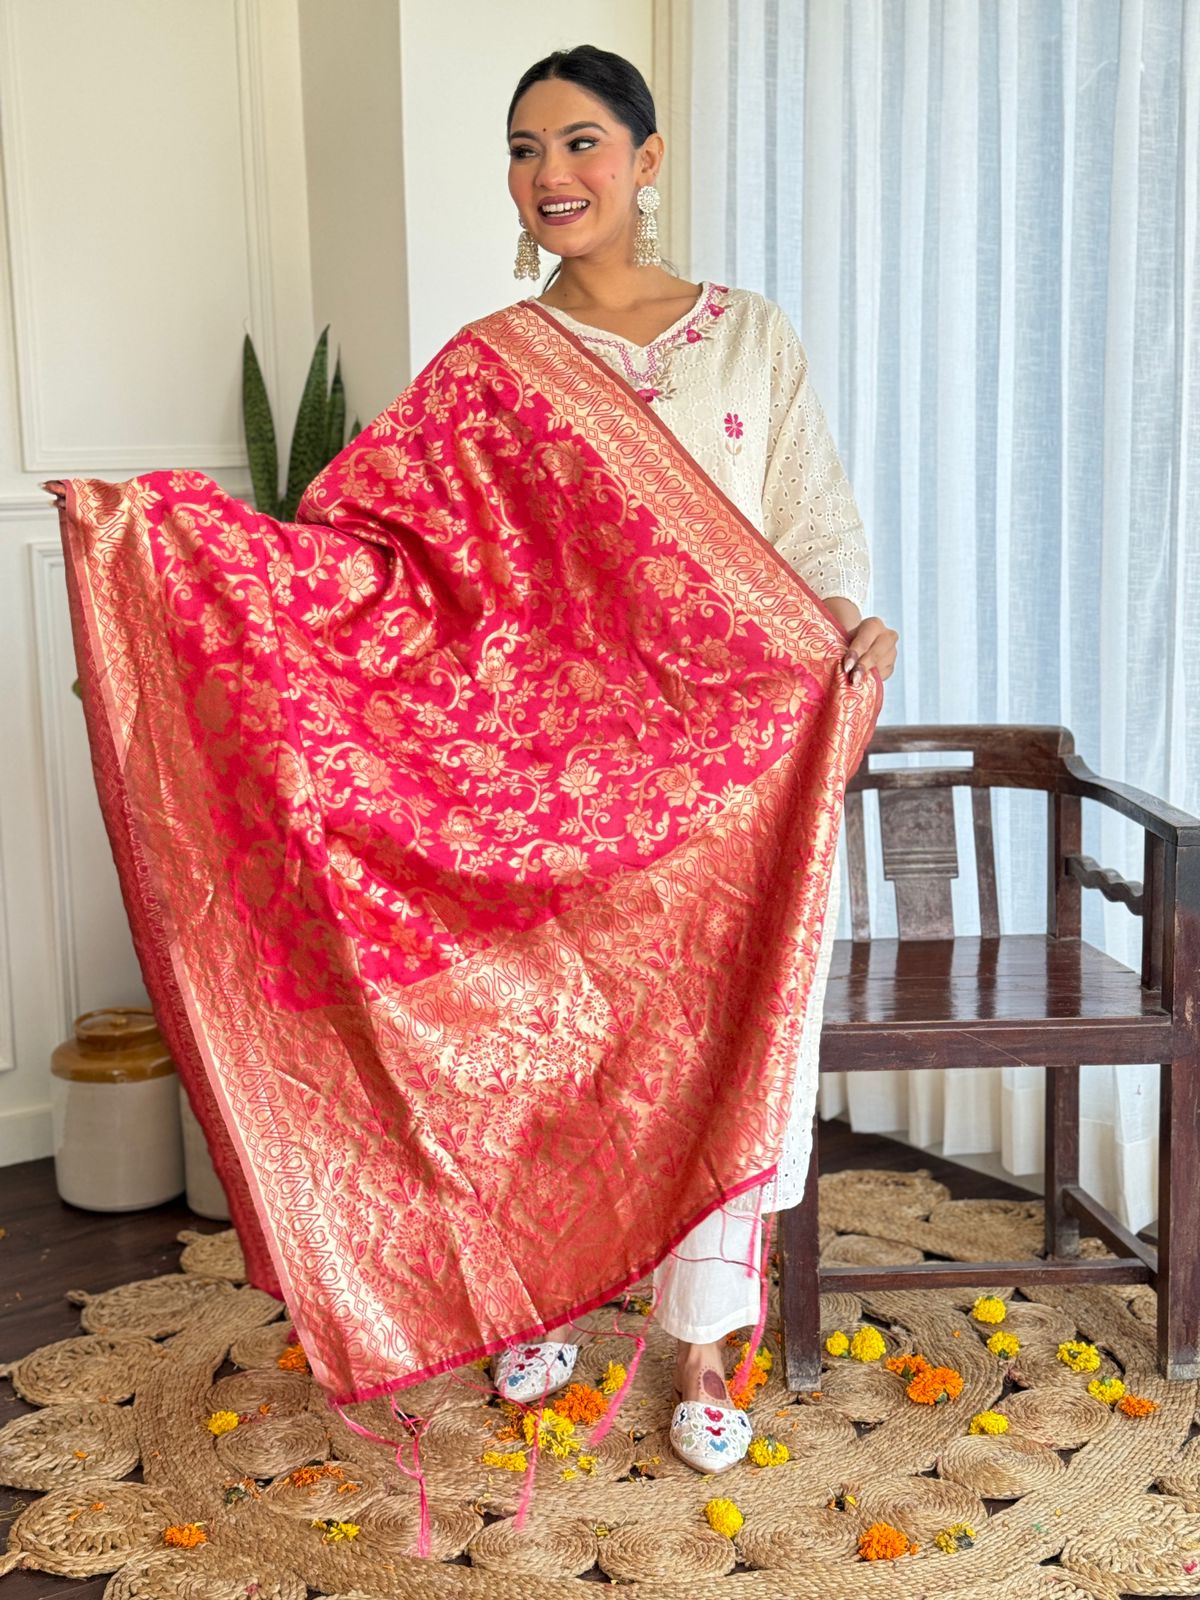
[1,1168,1197,1599]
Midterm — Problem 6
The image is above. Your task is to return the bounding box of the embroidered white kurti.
[537,281,870,1340]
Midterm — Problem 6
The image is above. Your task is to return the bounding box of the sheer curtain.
[689,0,1199,1232]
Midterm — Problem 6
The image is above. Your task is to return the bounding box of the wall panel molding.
[28,540,78,1038]
[0,0,277,472]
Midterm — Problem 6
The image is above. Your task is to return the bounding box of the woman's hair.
[507,44,677,289]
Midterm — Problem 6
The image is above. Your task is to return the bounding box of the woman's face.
[507,79,656,263]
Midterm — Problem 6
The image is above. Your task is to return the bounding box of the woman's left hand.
[843,616,898,685]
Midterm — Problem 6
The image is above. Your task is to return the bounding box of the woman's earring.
[513,223,542,281]
[634,184,662,268]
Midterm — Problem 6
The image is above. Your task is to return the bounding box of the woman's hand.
[843,615,898,686]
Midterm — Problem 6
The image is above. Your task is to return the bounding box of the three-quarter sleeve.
[761,301,870,609]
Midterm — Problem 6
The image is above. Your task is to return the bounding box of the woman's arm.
[760,305,897,685]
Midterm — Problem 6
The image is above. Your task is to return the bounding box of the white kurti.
[536,281,870,1340]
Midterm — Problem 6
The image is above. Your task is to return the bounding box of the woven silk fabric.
[56,300,882,1406]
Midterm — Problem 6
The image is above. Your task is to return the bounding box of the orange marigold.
[1116,1394,1159,1417]
[551,1383,608,1426]
[287,1465,326,1488]
[905,1365,963,1406]
[885,1353,931,1382]
[163,1522,207,1548]
[858,1521,917,1560]
[276,1343,309,1373]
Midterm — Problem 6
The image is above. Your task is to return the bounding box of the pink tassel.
[731,1208,774,1399]
[330,1398,431,1557]
[587,1328,646,1448]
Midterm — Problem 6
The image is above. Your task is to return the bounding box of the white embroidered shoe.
[492,1340,579,1405]
[669,1398,753,1473]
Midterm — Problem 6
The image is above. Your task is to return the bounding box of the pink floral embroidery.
[686,327,703,343]
[638,387,661,403]
[724,413,743,439]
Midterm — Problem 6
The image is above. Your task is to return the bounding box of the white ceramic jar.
[51,1008,185,1211]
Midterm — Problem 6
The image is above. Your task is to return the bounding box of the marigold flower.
[906,1365,964,1405]
[971,1295,1007,1324]
[986,1331,1021,1359]
[825,1330,850,1357]
[969,1410,1009,1435]
[577,1452,598,1473]
[748,1436,790,1467]
[1088,1376,1126,1405]
[276,1343,309,1373]
[850,1326,887,1363]
[481,1448,529,1471]
[205,1410,240,1436]
[934,1522,977,1553]
[704,1497,744,1538]
[1116,1394,1159,1417]
[312,1518,359,1542]
[858,1521,917,1560]
[551,1382,608,1425]
[598,1361,627,1396]
[521,1407,579,1458]
[1057,1340,1101,1373]
[163,1522,207,1548]
[885,1352,931,1382]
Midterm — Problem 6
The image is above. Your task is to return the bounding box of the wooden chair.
[779,724,1200,1388]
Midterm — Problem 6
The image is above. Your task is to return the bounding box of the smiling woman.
[50,38,889,1541]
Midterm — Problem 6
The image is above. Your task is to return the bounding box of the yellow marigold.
[850,1326,887,1363]
[986,1331,1021,1360]
[906,1365,963,1406]
[163,1522,207,1548]
[276,1343,309,1373]
[1057,1340,1101,1373]
[747,1437,790,1467]
[825,1330,850,1357]
[934,1522,976,1553]
[577,1453,598,1473]
[1088,1376,1126,1405]
[551,1383,608,1426]
[205,1410,240,1437]
[481,1448,529,1472]
[598,1361,627,1396]
[858,1521,917,1560]
[312,1518,359,1543]
[971,1295,1007,1324]
[704,1497,744,1538]
[968,1410,1009,1435]
[1116,1394,1159,1417]
[521,1408,578,1458]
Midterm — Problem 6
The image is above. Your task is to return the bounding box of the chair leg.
[1158,1057,1200,1380]
[779,1112,822,1394]
[1044,1064,1081,1258]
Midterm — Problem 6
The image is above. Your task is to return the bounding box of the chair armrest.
[1060,753,1200,847]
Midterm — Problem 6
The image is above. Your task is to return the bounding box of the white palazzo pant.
[651,864,841,1342]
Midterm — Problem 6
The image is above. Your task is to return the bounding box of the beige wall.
[0,0,683,1164]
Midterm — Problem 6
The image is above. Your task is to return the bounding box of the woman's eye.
[509,138,597,160]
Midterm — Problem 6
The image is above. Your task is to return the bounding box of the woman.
[49,43,893,1500]
[492,45,897,1473]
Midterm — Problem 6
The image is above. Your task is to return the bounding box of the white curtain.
[689,0,1199,1233]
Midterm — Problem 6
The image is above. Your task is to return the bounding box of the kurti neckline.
[528,280,713,353]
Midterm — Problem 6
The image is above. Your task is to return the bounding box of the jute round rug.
[2,1170,1197,1598]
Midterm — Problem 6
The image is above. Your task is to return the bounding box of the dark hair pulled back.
[507,44,676,289]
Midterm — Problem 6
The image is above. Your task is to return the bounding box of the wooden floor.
[0,1124,1045,1598]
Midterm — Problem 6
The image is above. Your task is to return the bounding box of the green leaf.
[282,326,330,519]
[325,355,347,460]
[242,334,280,516]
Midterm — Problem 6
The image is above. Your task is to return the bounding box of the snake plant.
[242,327,359,520]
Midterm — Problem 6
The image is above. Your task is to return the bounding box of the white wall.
[0,0,313,1163]
[0,0,677,1165]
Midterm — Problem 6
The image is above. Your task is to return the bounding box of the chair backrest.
[843,725,1075,942]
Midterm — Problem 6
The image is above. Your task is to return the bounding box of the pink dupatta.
[55,299,881,1407]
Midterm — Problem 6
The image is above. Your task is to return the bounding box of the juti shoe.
[492,1341,579,1405]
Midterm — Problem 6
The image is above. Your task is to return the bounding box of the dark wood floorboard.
[0,1123,1089,1596]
